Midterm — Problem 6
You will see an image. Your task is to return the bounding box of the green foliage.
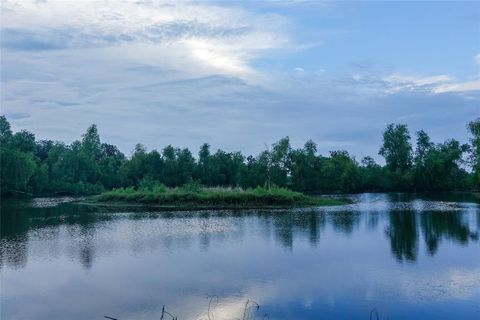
[0,115,477,196]
[0,115,12,146]
[320,151,361,192]
[96,184,344,207]
[468,118,480,189]
[0,148,36,194]
[379,123,413,176]
[178,180,202,193]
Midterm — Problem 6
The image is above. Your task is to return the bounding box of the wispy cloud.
[383,73,480,95]
[1,0,287,80]
[383,74,453,93]
[433,79,480,94]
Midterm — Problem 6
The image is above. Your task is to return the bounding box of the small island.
[93,183,347,209]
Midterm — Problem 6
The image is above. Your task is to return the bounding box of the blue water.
[1,193,479,319]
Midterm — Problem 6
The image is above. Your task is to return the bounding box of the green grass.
[94,184,347,208]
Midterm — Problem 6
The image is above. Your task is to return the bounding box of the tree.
[414,130,434,190]
[290,140,320,192]
[0,114,477,196]
[82,124,101,159]
[414,130,433,167]
[0,115,13,146]
[379,123,413,189]
[379,124,413,174]
[270,137,291,187]
[420,139,469,191]
[0,148,36,194]
[0,117,37,194]
[12,130,36,153]
[468,118,480,189]
[359,156,391,191]
[320,150,360,192]
[196,143,212,185]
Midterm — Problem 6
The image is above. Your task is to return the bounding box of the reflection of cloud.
[398,268,480,301]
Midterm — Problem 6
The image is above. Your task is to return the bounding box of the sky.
[1,0,479,160]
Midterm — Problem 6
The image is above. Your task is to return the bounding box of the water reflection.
[1,194,479,320]
[387,211,418,262]
[421,211,478,256]
[1,195,479,270]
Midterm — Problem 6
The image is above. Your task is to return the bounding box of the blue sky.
[1,0,479,160]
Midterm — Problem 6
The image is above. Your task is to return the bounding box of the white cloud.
[383,74,453,93]
[293,67,305,76]
[1,0,287,81]
[386,74,453,86]
[383,73,480,95]
[475,53,480,64]
[433,80,480,94]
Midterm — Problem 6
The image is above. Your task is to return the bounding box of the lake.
[1,193,479,320]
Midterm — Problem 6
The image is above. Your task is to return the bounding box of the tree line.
[1,115,479,196]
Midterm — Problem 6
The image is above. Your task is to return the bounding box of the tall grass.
[95,183,345,208]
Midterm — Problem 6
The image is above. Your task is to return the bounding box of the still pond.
[1,193,479,319]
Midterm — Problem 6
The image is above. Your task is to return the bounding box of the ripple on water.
[31,197,81,208]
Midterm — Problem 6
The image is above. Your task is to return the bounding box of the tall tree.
[379,123,413,189]
[414,130,434,190]
[82,124,101,159]
[270,137,291,187]
[468,118,480,188]
[0,115,12,146]
[379,124,413,174]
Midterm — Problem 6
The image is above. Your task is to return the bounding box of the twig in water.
[206,295,218,320]
[242,299,260,320]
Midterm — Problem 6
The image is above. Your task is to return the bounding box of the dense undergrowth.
[95,183,345,207]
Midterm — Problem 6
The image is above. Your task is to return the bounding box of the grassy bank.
[94,184,347,208]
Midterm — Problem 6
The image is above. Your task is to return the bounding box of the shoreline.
[79,198,349,210]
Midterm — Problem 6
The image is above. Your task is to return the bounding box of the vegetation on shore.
[95,183,346,208]
[1,115,479,197]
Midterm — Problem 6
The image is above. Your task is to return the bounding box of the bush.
[95,184,345,207]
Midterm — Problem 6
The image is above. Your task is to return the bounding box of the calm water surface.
[1,193,479,319]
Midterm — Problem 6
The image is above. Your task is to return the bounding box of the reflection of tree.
[1,200,109,270]
[78,224,96,270]
[3,198,479,271]
[387,211,418,262]
[1,201,30,269]
[272,211,326,249]
[308,212,325,246]
[80,241,95,269]
[386,193,415,203]
[421,211,476,256]
[330,211,360,235]
[199,212,211,251]
[273,214,293,249]
[366,212,380,230]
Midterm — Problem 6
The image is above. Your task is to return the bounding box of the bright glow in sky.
[1,0,479,159]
